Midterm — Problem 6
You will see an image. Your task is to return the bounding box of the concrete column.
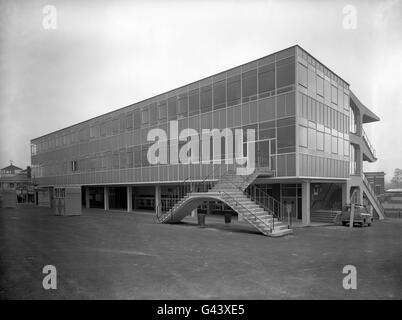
[127,186,132,212]
[104,186,109,211]
[190,183,197,218]
[155,185,161,215]
[341,182,350,207]
[358,187,364,205]
[302,181,311,226]
[85,186,90,209]
[207,201,212,215]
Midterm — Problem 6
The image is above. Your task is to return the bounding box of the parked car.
[341,204,373,227]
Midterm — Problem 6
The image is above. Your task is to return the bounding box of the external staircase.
[156,167,293,237]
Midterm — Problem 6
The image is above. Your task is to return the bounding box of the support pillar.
[342,182,350,207]
[207,201,212,215]
[155,185,161,215]
[85,186,90,209]
[104,186,109,211]
[358,186,364,205]
[190,183,197,218]
[127,186,132,212]
[302,181,311,226]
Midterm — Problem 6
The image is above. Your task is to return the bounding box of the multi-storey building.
[30,45,384,236]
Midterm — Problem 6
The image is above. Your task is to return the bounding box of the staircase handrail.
[362,128,376,158]
[223,168,285,223]
[218,190,274,234]
[361,173,384,214]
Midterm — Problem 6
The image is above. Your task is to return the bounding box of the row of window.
[297,47,349,91]
[299,125,349,157]
[298,62,349,111]
[34,114,297,174]
[298,92,350,134]
[32,55,297,155]
[32,90,297,156]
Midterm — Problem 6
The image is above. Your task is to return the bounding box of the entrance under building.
[109,187,127,210]
[82,187,104,208]
[310,183,343,223]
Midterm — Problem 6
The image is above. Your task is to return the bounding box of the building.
[0,164,35,205]
[30,45,384,236]
[381,189,402,218]
[364,171,385,196]
[0,164,23,177]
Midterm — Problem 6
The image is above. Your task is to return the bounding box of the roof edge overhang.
[350,90,380,123]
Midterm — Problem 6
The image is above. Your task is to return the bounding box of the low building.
[381,189,402,218]
[364,171,385,196]
[0,164,35,205]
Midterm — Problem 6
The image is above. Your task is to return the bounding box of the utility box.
[53,186,82,216]
[36,187,52,207]
[0,190,17,208]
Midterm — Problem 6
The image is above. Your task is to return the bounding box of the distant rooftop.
[1,164,23,172]
[385,189,402,193]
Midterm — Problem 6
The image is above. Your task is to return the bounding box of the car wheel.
[342,222,347,226]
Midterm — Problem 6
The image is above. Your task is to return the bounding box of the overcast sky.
[0,0,401,180]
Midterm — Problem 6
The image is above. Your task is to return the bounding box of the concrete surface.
[0,206,401,299]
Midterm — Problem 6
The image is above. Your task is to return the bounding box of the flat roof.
[31,44,350,142]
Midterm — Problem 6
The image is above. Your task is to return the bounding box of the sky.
[0,0,401,181]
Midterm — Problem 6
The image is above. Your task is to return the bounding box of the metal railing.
[217,169,288,231]
[156,165,225,222]
[362,128,376,158]
[362,173,384,215]
[218,190,274,234]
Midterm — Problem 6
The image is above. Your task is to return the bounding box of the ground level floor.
[0,205,400,299]
[31,177,380,226]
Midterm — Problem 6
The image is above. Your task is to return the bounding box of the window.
[213,80,226,109]
[200,85,212,113]
[71,160,78,172]
[134,109,141,129]
[168,96,177,120]
[259,121,276,140]
[317,75,324,96]
[308,128,316,150]
[317,131,324,151]
[308,69,316,94]
[276,56,295,89]
[158,101,167,121]
[178,93,188,117]
[141,108,148,125]
[126,112,133,130]
[112,118,119,134]
[324,79,331,103]
[324,133,331,153]
[227,75,241,106]
[338,137,343,156]
[258,63,275,97]
[299,126,308,147]
[188,89,199,116]
[277,117,296,153]
[331,85,338,104]
[331,136,338,154]
[277,125,295,153]
[258,96,275,121]
[298,63,307,88]
[148,103,157,124]
[343,93,349,110]
[242,69,257,102]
